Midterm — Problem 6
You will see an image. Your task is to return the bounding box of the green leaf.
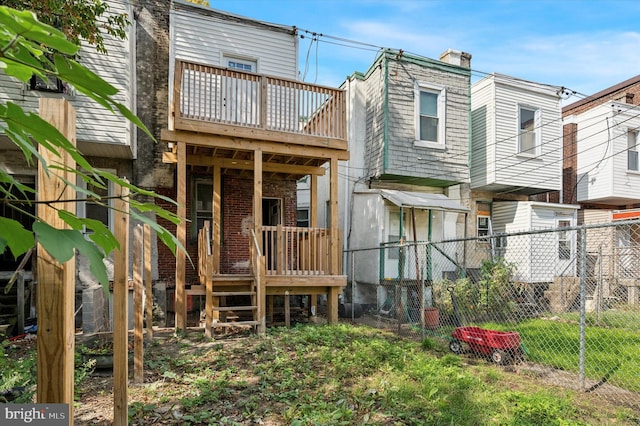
[0,217,34,259]
[0,6,78,55]
[58,211,119,255]
[33,221,108,287]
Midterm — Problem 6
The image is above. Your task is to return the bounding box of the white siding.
[470,76,495,188]
[610,107,640,200]
[575,105,615,202]
[1,0,133,155]
[351,192,385,287]
[493,201,532,282]
[471,74,562,192]
[170,5,297,117]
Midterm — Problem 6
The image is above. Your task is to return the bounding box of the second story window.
[414,82,446,147]
[224,56,257,73]
[518,106,540,156]
[628,130,639,172]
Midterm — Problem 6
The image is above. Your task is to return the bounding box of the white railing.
[262,225,341,275]
[174,60,346,140]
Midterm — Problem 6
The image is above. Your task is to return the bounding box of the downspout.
[343,78,351,276]
[427,209,432,281]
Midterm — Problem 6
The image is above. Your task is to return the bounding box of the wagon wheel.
[491,349,510,365]
[449,339,464,354]
[513,347,526,364]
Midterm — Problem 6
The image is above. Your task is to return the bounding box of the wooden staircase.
[196,222,264,337]
[187,275,260,335]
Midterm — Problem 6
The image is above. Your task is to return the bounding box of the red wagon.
[449,326,523,365]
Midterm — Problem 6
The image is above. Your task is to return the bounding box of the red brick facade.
[156,173,298,286]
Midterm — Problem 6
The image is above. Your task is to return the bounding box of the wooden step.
[211,320,261,327]
[211,291,255,297]
[212,305,257,312]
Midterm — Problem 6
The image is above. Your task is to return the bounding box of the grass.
[119,323,637,425]
[3,323,639,424]
[477,310,640,393]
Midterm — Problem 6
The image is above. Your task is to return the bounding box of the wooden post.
[204,222,213,339]
[113,181,130,426]
[144,224,153,342]
[36,98,76,424]
[175,141,187,330]
[309,175,318,322]
[212,165,221,273]
[328,157,339,323]
[254,148,264,328]
[133,225,144,384]
[284,292,291,327]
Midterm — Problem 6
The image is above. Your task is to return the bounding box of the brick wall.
[156,174,298,283]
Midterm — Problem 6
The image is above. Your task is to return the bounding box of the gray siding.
[384,58,469,184]
[362,65,386,177]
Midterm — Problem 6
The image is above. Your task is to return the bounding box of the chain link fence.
[344,220,640,411]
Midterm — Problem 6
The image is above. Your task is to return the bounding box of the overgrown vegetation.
[77,324,639,424]
[435,258,517,322]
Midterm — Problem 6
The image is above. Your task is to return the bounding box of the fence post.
[578,227,586,392]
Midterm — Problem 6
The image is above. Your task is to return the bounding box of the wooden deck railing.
[262,225,342,275]
[174,60,346,140]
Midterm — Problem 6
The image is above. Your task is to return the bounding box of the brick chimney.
[439,49,472,68]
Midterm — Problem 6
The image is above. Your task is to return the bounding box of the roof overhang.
[375,189,469,213]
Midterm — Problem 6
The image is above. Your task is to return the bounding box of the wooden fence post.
[113,182,130,425]
[36,98,76,425]
[144,224,153,341]
[133,225,144,384]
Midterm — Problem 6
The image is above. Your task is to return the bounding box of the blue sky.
[211,0,640,103]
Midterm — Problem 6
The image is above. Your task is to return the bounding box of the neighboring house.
[468,73,578,282]
[0,1,138,333]
[161,1,349,330]
[321,49,472,309]
[548,76,640,306]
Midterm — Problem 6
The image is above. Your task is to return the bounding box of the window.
[224,56,257,73]
[415,82,445,147]
[558,220,572,260]
[78,176,114,233]
[477,202,491,241]
[518,106,540,155]
[193,179,213,239]
[296,208,309,227]
[30,74,65,93]
[628,130,639,171]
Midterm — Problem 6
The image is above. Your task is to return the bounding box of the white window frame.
[414,81,446,149]
[557,219,573,260]
[77,171,116,234]
[222,54,257,73]
[517,105,541,156]
[627,129,639,172]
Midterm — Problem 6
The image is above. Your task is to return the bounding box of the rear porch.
[162,59,349,332]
